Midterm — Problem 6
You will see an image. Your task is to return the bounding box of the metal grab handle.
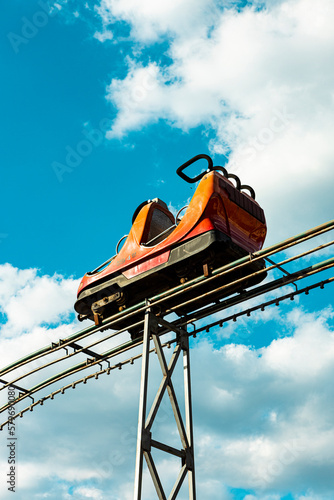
[226,173,241,190]
[86,234,129,276]
[176,154,256,199]
[176,154,213,183]
[86,255,115,275]
[116,234,128,254]
[177,154,230,184]
[240,184,256,200]
[175,205,188,222]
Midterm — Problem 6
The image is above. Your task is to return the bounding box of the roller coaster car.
[74,154,267,333]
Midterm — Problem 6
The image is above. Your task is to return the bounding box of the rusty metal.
[203,263,210,277]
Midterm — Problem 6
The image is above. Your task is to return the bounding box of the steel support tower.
[134,307,196,499]
[1,220,333,498]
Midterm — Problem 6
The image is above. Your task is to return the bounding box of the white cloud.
[0,264,35,305]
[71,486,104,499]
[98,0,334,242]
[101,0,334,137]
[190,307,334,495]
[97,0,220,43]
[1,1,333,497]
[0,262,334,498]
[93,29,113,42]
[0,264,79,338]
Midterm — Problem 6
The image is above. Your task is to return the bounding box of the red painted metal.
[122,250,171,279]
[77,170,266,297]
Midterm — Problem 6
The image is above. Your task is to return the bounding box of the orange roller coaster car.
[75,154,267,333]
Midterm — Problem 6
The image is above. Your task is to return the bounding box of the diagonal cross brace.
[146,336,189,451]
[133,309,196,500]
[144,343,180,431]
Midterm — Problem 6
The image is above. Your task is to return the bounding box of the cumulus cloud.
[190,307,334,497]
[99,0,334,138]
[70,486,105,499]
[0,264,79,338]
[0,264,80,410]
[96,0,221,43]
[93,29,113,42]
[0,262,334,499]
[2,1,333,498]
[97,0,334,241]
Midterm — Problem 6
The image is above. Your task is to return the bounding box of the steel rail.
[0,319,145,393]
[0,335,145,415]
[0,223,332,420]
[1,220,333,378]
[160,246,334,317]
[177,258,334,328]
[80,221,334,326]
[0,337,177,431]
[193,276,334,335]
[74,220,334,328]
[2,271,332,431]
[1,249,333,409]
[0,317,144,378]
[1,255,332,419]
[1,238,331,391]
[111,219,334,317]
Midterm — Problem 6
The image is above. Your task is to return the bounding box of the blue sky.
[1,0,334,499]
[1,0,211,276]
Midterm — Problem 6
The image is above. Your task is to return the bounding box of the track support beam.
[133,308,196,499]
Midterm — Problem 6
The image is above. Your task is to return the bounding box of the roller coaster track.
[1,219,334,430]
